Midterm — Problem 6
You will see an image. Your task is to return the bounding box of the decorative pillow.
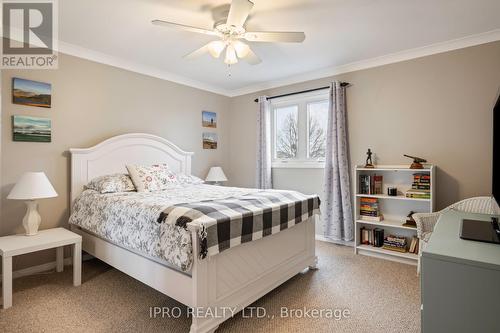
[172,172,204,185]
[126,163,177,192]
[85,174,136,194]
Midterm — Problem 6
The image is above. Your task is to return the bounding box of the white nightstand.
[0,227,82,309]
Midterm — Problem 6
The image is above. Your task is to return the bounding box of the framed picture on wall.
[12,78,52,108]
[203,132,217,149]
[12,115,52,142]
[202,111,217,128]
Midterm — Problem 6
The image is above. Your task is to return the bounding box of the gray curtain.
[322,82,354,241]
[256,96,272,189]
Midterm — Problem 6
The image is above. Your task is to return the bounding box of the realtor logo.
[1,0,58,68]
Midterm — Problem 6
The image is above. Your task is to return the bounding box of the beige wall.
[2,41,499,271]
[1,54,230,270]
[228,41,500,216]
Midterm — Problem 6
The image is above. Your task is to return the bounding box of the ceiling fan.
[152,0,305,66]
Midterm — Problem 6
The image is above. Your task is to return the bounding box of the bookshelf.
[354,164,435,266]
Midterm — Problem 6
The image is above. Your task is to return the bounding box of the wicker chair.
[413,196,498,274]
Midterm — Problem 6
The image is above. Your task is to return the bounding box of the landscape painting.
[203,132,217,149]
[202,111,217,128]
[12,115,51,142]
[12,78,52,108]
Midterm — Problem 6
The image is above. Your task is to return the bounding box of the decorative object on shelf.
[359,197,383,221]
[402,211,417,228]
[404,154,427,169]
[205,166,228,185]
[202,111,217,128]
[12,78,51,108]
[364,148,374,168]
[7,172,58,235]
[12,115,51,142]
[387,187,398,196]
[202,132,218,149]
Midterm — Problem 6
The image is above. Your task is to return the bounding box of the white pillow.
[172,172,204,185]
[126,163,176,192]
[85,174,136,194]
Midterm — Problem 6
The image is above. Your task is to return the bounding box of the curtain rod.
[253,82,350,103]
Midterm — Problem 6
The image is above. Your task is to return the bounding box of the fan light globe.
[232,40,250,58]
[207,40,226,58]
[224,44,238,65]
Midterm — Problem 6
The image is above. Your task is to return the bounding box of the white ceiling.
[59,0,500,96]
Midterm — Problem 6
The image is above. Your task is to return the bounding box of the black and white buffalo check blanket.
[157,190,320,259]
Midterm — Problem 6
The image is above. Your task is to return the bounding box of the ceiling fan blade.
[226,0,254,27]
[152,20,218,36]
[243,31,306,43]
[242,47,261,65]
[183,44,210,60]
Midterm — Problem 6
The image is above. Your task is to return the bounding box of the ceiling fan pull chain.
[227,64,232,77]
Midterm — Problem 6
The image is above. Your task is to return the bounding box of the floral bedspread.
[68,184,257,272]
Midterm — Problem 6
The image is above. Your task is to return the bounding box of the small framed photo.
[12,115,52,142]
[203,132,217,149]
[12,78,51,108]
[202,111,217,128]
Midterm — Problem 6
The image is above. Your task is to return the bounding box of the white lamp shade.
[205,167,228,182]
[7,172,58,200]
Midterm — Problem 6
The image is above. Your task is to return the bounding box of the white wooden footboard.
[189,217,316,333]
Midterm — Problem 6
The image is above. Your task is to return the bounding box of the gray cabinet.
[421,211,500,333]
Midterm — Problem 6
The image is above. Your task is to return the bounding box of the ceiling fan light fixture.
[232,40,250,58]
[207,40,226,58]
[224,44,238,65]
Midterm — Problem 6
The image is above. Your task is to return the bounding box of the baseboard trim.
[315,235,354,247]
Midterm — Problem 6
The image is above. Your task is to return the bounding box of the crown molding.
[58,41,232,97]
[227,29,500,97]
[56,29,500,98]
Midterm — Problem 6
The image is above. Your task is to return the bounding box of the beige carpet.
[0,241,420,333]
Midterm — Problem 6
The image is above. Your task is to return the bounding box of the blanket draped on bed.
[157,190,321,259]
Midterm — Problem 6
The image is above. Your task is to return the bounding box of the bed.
[69,133,318,333]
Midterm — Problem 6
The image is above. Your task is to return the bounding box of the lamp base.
[23,200,41,236]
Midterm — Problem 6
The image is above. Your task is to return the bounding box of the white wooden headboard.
[70,133,194,203]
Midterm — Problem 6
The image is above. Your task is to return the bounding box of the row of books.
[360,227,384,247]
[359,197,384,222]
[359,174,383,195]
[361,228,419,254]
[382,235,408,253]
[406,173,431,199]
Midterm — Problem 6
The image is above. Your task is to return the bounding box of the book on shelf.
[359,174,383,195]
[408,237,419,254]
[359,197,384,221]
[405,189,431,199]
[382,234,408,253]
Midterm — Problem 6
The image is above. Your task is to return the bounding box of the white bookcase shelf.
[354,164,435,266]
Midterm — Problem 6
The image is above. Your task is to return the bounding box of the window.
[307,100,328,159]
[274,105,298,159]
[271,91,329,167]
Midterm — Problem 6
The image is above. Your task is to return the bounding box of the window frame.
[270,90,329,169]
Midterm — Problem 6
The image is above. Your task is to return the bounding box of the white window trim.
[271,90,329,169]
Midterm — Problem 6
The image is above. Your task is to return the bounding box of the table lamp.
[205,166,228,185]
[7,172,58,236]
